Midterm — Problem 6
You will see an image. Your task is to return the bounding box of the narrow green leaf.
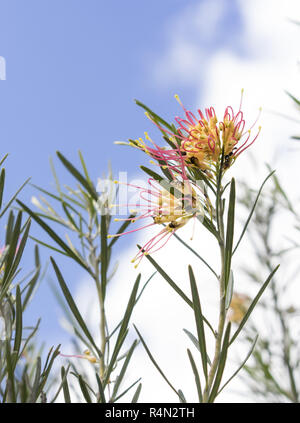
[115,275,140,345]
[131,383,142,403]
[188,265,208,381]
[78,375,93,403]
[0,168,5,210]
[56,151,98,201]
[95,373,106,403]
[233,170,275,254]
[225,271,234,311]
[22,245,41,310]
[17,200,91,275]
[267,165,294,212]
[0,153,9,167]
[108,271,156,340]
[0,177,31,218]
[140,166,164,184]
[200,215,219,240]
[5,340,16,403]
[50,365,71,403]
[12,286,23,367]
[134,99,175,132]
[29,212,73,229]
[111,340,138,401]
[178,389,186,403]
[6,218,31,284]
[104,274,141,386]
[183,329,212,365]
[29,357,42,403]
[112,378,142,403]
[78,150,93,185]
[157,158,174,182]
[230,265,280,345]
[49,155,62,194]
[188,166,217,195]
[61,366,71,403]
[42,346,54,374]
[218,334,258,395]
[31,182,86,211]
[208,323,231,402]
[19,319,41,359]
[29,235,69,256]
[51,257,101,356]
[38,345,61,396]
[101,214,108,299]
[20,368,29,403]
[224,178,235,288]
[5,210,15,246]
[134,324,184,402]
[1,212,23,296]
[62,201,80,231]
[286,90,300,107]
[187,348,203,402]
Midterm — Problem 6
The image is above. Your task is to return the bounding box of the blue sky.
[0,0,245,345]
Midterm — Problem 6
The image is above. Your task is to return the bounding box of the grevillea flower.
[107,176,206,267]
[145,91,261,179]
[228,292,251,324]
[60,349,98,364]
[116,131,187,181]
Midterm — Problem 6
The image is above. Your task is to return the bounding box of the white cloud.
[154,0,300,195]
[59,0,300,403]
[153,0,228,86]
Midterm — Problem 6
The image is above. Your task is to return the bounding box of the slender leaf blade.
[225,271,234,311]
[104,274,141,386]
[12,286,23,367]
[224,178,235,289]
[187,348,203,402]
[131,383,142,403]
[188,265,208,381]
[78,375,93,403]
[134,324,184,402]
[233,170,275,254]
[56,151,98,201]
[95,373,106,403]
[0,168,5,210]
[61,366,71,403]
[17,200,91,275]
[218,334,258,395]
[111,340,138,401]
[51,257,101,356]
[0,177,31,218]
[101,213,108,299]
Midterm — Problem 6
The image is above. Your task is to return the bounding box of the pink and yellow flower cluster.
[111,92,260,265]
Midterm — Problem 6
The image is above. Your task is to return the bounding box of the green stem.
[93,249,107,382]
[87,214,107,382]
[203,179,227,402]
[97,280,107,381]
